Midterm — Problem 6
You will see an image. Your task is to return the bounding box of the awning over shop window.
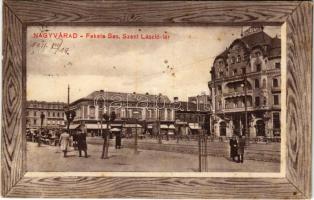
[189,123,201,129]
[111,128,121,132]
[123,124,142,128]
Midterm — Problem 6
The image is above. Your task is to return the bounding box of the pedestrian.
[77,130,88,158]
[229,135,238,162]
[72,131,78,150]
[36,130,42,147]
[152,122,159,139]
[59,131,70,157]
[115,128,122,149]
[180,124,191,141]
[237,135,246,163]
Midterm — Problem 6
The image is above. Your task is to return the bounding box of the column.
[87,105,90,120]
[142,108,146,120]
[164,109,167,121]
[82,105,85,119]
[171,109,175,121]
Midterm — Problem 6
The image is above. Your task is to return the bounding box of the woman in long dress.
[59,131,70,157]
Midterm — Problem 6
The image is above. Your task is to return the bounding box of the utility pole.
[67,84,70,132]
[158,94,162,144]
[243,68,249,145]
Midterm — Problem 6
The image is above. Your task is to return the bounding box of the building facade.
[208,26,281,138]
[68,90,176,132]
[26,100,66,129]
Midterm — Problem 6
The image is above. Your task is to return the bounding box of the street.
[27,140,280,172]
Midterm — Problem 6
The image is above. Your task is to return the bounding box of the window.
[273,79,279,87]
[255,96,260,107]
[231,57,236,64]
[241,67,246,74]
[263,97,267,105]
[26,111,29,116]
[217,85,222,95]
[273,95,279,105]
[255,79,260,88]
[57,112,60,117]
[90,106,95,119]
[256,64,261,72]
[233,69,237,76]
[52,112,55,117]
[219,71,224,77]
[275,62,280,69]
[34,119,37,125]
[48,112,50,117]
[34,111,37,116]
[236,55,241,63]
[273,113,280,129]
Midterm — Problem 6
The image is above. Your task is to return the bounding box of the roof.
[70,90,171,105]
[269,37,281,58]
[241,31,273,49]
[176,101,210,112]
[27,100,66,105]
[214,30,281,63]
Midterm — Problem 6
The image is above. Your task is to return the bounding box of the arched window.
[273,79,279,87]
[256,64,261,72]
[236,55,241,63]
[231,57,236,64]
[255,79,260,88]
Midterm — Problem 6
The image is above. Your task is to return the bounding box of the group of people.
[27,129,61,146]
[59,127,88,158]
[229,135,246,163]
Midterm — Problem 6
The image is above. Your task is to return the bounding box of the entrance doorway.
[256,120,265,136]
[219,121,227,136]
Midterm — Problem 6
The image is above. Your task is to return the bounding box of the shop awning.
[123,124,142,128]
[111,128,121,132]
[168,124,176,129]
[189,123,201,129]
[175,121,188,125]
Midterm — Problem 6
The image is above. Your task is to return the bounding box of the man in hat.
[77,124,88,158]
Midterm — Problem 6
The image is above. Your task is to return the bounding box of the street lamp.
[38,112,45,147]
[241,68,249,145]
[157,93,162,144]
[133,110,140,154]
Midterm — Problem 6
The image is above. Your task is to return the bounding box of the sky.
[27,26,281,103]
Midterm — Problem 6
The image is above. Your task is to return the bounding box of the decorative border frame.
[1,1,312,198]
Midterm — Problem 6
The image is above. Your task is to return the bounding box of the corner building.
[208,26,281,138]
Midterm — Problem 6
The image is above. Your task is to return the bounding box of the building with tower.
[208,26,281,138]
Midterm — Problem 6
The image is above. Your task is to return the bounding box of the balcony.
[223,90,253,98]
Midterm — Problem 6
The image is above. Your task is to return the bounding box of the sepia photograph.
[26,25,283,173]
[2,1,312,199]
